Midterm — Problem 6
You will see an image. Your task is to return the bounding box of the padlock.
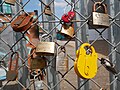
[44,5,52,16]
[56,46,69,72]
[61,4,75,23]
[5,0,16,5]
[11,13,35,32]
[36,42,55,56]
[6,52,19,81]
[0,15,10,32]
[88,2,109,29]
[34,71,45,90]
[0,19,6,32]
[35,36,55,56]
[74,43,98,79]
[30,49,47,70]
[60,23,74,38]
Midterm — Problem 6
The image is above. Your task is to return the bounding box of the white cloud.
[54,1,67,7]
[38,1,67,8]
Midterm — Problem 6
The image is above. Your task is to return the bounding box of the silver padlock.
[56,46,69,72]
[35,80,44,90]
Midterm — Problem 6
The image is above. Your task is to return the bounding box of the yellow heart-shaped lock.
[74,43,98,79]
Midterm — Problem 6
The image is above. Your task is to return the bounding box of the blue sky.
[23,0,71,19]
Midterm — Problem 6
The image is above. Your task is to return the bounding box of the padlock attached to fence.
[61,3,75,23]
[0,18,6,32]
[35,36,55,56]
[29,48,47,70]
[11,12,36,32]
[74,43,98,79]
[6,52,19,81]
[5,0,16,5]
[60,23,74,38]
[44,5,52,16]
[56,46,69,72]
[88,2,109,29]
[0,15,10,32]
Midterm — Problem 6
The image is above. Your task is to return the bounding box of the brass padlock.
[44,5,52,16]
[60,23,74,38]
[30,49,47,70]
[88,2,109,29]
[6,52,19,81]
[36,42,55,56]
[56,46,69,72]
[5,0,16,5]
[74,43,98,79]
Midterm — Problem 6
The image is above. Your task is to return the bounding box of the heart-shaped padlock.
[6,52,19,81]
[74,43,98,79]
[61,4,75,23]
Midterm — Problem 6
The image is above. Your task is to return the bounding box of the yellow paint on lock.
[74,43,98,79]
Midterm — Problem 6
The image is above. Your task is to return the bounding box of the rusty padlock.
[0,18,6,32]
[0,15,10,32]
[88,2,109,29]
[56,46,69,72]
[44,5,52,16]
[5,0,16,5]
[35,36,55,56]
[30,49,47,70]
[6,52,19,81]
[11,13,35,32]
[60,23,74,38]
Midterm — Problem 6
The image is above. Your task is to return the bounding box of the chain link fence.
[0,0,120,90]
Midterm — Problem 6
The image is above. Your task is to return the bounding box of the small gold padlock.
[36,42,55,56]
[44,5,52,16]
[56,46,69,72]
[5,0,16,5]
[60,23,74,38]
[88,2,109,29]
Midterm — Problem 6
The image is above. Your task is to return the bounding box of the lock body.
[30,56,47,70]
[60,24,74,38]
[92,12,109,27]
[61,11,75,23]
[57,56,69,71]
[6,52,19,81]
[6,71,18,81]
[44,6,52,16]
[74,43,98,79]
[5,0,16,5]
[11,13,35,32]
[36,42,55,56]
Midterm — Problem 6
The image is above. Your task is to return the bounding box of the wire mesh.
[0,0,120,90]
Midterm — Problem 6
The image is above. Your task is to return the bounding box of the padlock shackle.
[80,43,96,55]
[9,52,19,71]
[57,46,67,57]
[30,48,36,59]
[93,2,107,14]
